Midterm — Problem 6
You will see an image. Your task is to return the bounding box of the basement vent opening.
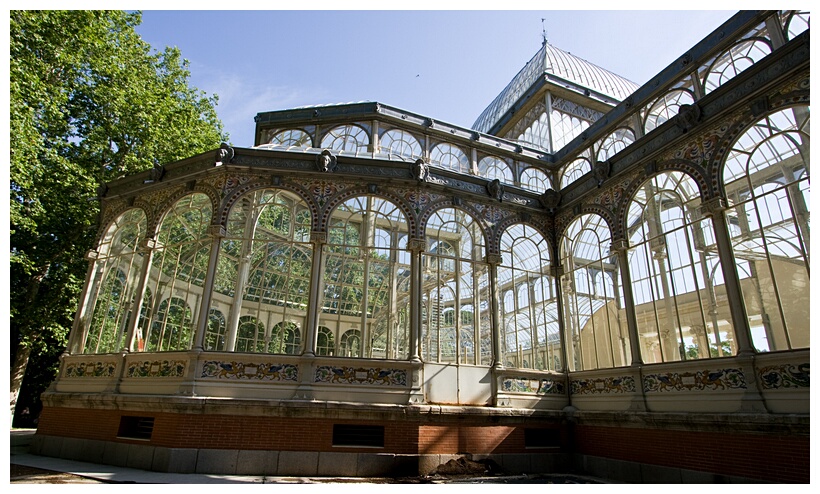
[524,428,560,448]
[332,424,385,448]
[117,416,155,440]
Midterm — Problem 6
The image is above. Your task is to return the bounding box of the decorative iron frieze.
[126,359,187,378]
[643,368,746,392]
[314,365,408,386]
[758,363,809,389]
[201,360,298,381]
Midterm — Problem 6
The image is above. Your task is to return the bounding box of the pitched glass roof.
[472,42,640,134]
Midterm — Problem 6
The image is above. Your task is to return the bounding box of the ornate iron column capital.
[207,225,227,238]
[609,238,630,253]
[406,237,427,253]
[310,231,327,245]
[699,197,728,217]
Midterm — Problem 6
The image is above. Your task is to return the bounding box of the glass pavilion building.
[33,10,809,483]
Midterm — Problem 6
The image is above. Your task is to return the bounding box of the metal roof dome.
[472,42,639,134]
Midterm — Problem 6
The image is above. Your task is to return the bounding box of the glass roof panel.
[472,42,639,134]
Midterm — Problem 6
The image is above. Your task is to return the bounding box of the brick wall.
[573,424,810,483]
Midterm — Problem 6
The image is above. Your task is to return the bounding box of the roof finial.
[541,18,548,46]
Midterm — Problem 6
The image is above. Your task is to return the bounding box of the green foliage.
[10,10,227,422]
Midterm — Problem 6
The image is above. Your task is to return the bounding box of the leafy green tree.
[10,10,227,426]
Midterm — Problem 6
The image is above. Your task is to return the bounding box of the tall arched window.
[270,321,301,355]
[627,171,736,363]
[82,209,147,354]
[723,106,810,351]
[215,189,312,354]
[235,315,266,353]
[205,308,226,351]
[147,297,193,352]
[560,214,629,371]
[499,224,559,371]
[339,329,362,357]
[140,193,212,352]
[322,195,411,359]
[422,208,491,365]
[317,326,335,356]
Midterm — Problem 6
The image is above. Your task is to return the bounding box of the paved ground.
[9,428,604,484]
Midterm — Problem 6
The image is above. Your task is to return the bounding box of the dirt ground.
[10,464,110,484]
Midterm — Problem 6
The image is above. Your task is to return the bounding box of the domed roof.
[472,42,639,134]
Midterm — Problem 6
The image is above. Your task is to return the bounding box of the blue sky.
[132,9,736,147]
[6,7,811,306]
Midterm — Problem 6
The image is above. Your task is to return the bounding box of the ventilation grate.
[332,424,385,447]
[524,428,560,448]
[117,416,155,440]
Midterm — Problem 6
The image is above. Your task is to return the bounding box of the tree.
[10,10,228,426]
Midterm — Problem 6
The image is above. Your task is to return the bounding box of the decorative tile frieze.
[314,365,408,386]
[501,377,565,395]
[643,368,746,392]
[126,359,187,378]
[64,361,117,378]
[570,376,636,395]
[201,360,298,381]
[758,363,809,389]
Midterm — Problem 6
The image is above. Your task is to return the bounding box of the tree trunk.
[10,342,32,428]
[11,265,48,427]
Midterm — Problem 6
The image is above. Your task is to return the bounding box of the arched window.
[82,209,147,354]
[321,124,369,154]
[519,167,551,193]
[723,106,810,351]
[644,89,696,134]
[271,321,301,355]
[560,214,629,371]
[269,128,312,148]
[477,156,513,183]
[560,158,592,189]
[626,171,736,363]
[322,195,411,360]
[339,329,361,357]
[139,193,212,352]
[499,224,559,371]
[596,127,635,162]
[551,109,591,152]
[700,38,772,95]
[422,208,491,365]
[235,315,266,353]
[215,189,312,353]
[317,326,334,356]
[205,308,226,351]
[782,10,809,40]
[147,297,193,352]
[379,129,422,161]
[429,143,470,174]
